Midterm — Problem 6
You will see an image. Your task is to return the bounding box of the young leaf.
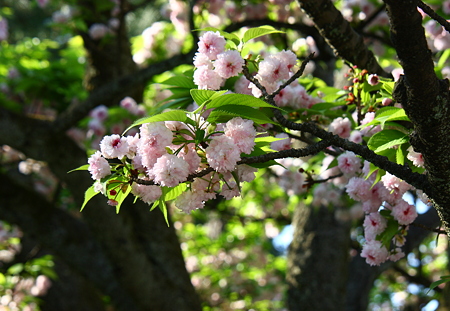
[206,93,278,110]
[242,25,284,43]
[80,184,100,212]
[377,217,400,248]
[367,130,409,153]
[207,105,276,124]
[427,275,450,294]
[68,164,89,173]
[160,75,196,88]
[159,200,170,227]
[164,183,187,201]
[114,183,132,214]
[123,110,195,134]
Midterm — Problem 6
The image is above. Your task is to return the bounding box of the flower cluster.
[193,31,244,90]
[87,116,258,213]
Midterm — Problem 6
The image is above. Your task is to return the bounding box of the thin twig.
[418,1,450,33]
[409,222,446,235]
[268,53,315,100]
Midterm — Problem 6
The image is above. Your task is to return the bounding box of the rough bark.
[297,0,389,77]
[384,0,450,238]
[287,204,351,311]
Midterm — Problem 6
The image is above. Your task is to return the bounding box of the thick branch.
[384,0,450,237]
[296,0,389,77]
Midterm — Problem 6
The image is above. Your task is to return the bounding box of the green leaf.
[377,216,400,248]
[386,109,410,122]
[0,273,5,285]
[396,144,407,165]
[242,26,284,43]
[207,105,275,124]
[7,263,24,275]
[160,75,196,88]
[150,200,159,212]
[123,110,195,134]
[190,90,228,111]
[164,183,187,201]
[81,184,100,212]
[159,200,170,226]
[195,27,240,45]
[428,275,450,293]
[367,130,409,153]
[190,89,216,106]
[68,164,89,173]
[206,93,277,110]
[381,81,395,95]
[114,184,132,214]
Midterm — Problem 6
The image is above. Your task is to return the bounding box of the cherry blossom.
[361,240,389,266]
[100,134,129,159]
[88,151,111,180]
[197,31,226,60]
[206,135,241,173]
[223,117,256,154]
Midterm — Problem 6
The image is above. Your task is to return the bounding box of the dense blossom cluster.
[88,116,258,213]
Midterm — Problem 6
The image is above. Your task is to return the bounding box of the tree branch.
[296,0,389,77]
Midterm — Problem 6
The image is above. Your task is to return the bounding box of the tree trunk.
[287,204,351,311]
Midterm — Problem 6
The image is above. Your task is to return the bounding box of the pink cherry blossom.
[206,135,241,173]
[361,240,389,266]
[381,172,411,203]
[279,170,306,196]
[274,84,295,107]
[360,112,381,136]
[178,145,201,173]
[346,177,372,202]
[139,122,173,150]
[363,212,387,241]
[391,200,417,225]
[197,31,226,60]
[407,146,424,168]
[88,151,111,180]
[223,117,256,154]
[131,183,162,204]
[175,190,215,213]
[193,65,223,90]
[120,96,138,113]
[444,0,450,15]
[362,182,388,213]
[329,117,352,139]
[221,181,240,199]
[0,19,8,41]
[234,76,253,95]
[90,105,109,121]
[389,248,405,262]
[367,74,379,86]
[36,0,49,8]
[89,23,110,40]
[237,164,258,182]
[150,153,189,187]
[257,56,290,84]
[273,50,297,71]
[100,134,129,159]
[214,50,244,79]
[88,118,106,137]
[193,52,213,69]
[337,151,361,176]
[271,133,291,151]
